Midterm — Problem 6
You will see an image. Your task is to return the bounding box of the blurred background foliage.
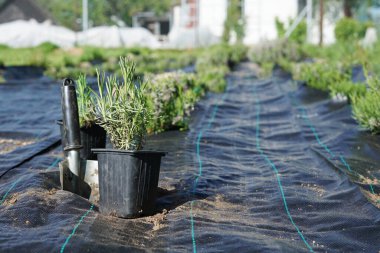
[36,0,177,30]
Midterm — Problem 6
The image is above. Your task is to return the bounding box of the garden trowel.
[59,78,99,202]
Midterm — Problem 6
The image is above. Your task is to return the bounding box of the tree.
[222,0,245,43]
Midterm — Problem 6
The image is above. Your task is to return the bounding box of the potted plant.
[58,74,106,160]
[92,58,165,218]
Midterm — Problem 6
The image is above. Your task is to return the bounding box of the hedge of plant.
[0,42,247,136]
[145,72,204,133]
[0,44,200,79]
[0,43,247,95]
[249,17,380,134]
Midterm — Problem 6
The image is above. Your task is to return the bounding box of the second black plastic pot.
[92,149,166,218]
[57,120,106,160]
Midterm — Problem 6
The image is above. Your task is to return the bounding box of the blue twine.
[300,108,335,159]
[60,204,94,253]
[254,87,314,252]
[0,157,61,206]
[190,91,229,253]
[339,156,352,172]
[297,104,378,197]
[0,177,23,205]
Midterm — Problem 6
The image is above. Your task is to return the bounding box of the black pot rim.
[92,148,167,156]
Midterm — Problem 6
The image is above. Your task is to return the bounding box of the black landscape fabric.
[0,64,379,253]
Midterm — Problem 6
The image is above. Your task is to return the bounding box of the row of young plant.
[0,43,246,81]
[0,43,200,80]
[78,58,202,149]
[77,43,247,149]
[248,17,380,134]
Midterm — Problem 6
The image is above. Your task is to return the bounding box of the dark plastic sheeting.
[0,64,379,253]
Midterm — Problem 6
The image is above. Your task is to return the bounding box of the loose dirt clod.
[47,189,57,195]
[3,193,18,206]
[145,209,168,231]
[301,183,326,197]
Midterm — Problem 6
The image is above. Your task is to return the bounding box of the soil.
[144,209,168,231]
[301,183,326,197]
[3,193,18,206]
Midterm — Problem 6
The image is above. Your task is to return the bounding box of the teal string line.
[254,88,314,253]
[60,204,94,253]
[0,158,61,206]
[298,104,377,196]
[0,177,22,205]
[339,156,352,172]
[46,158,61,171]
[369,184,375,195]
[190,91,229,253]
[300,108,335,159]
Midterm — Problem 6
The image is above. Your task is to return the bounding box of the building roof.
[0,0,53,24]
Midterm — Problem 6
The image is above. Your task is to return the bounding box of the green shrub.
[196,44,230,69]
[275,18,306,44]
[222,0,245,43]
[36,42,59,53]
[275,17,286,38]
[229,43,248,65]
[294,61,368,100]
[352,76,380,134]
[359,21,374,39]
[250,40,302,65]
[28,51,47,67]
[197,65,229,93]
[0,44,9,50]
[335,18,366,43]
[249,40,302,76]
[290,20,307,44]
[296,62,351,92]
[329,80,367,99]
[195,43,246,92]
[146,72,203,133]
[80,47,106,62]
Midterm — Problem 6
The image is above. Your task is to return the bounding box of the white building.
[169,0,300,47]
[244,0,298,44]
[168,0,336,47]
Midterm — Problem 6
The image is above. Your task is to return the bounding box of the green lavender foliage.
[146,72,204,133]
[334,18,370,43]
[93,58,152,150]
[76,74,96,128]
[275,17,307,44]
[352,75,380,134]
[195,43,247,92]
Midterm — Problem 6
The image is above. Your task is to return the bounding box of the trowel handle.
[61,78,82,151]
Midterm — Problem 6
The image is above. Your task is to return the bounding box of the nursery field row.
[1,63,379,252]
[249,39,380,135]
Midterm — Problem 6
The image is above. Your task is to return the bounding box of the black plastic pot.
[92,149,166,218]
[57,120,106,160]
